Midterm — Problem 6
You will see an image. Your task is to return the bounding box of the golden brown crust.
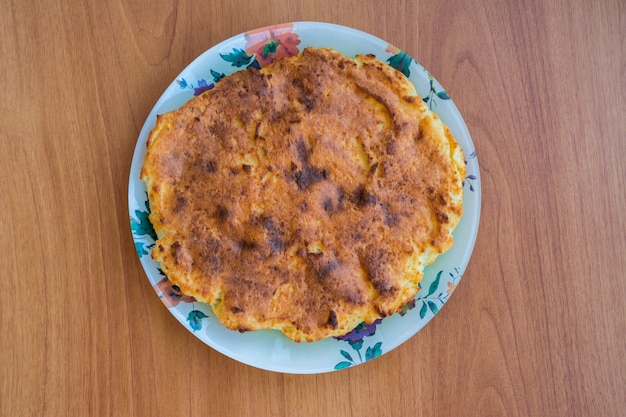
[141,47,465,342]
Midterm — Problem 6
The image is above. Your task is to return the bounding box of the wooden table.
[2,1,624,416]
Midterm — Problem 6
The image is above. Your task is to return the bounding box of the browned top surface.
[141,48,464,341]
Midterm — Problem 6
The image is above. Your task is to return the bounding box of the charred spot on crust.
[197,237,222,272]
[294,166,328,190]
[317,259,339,281]
[241,240,257,251]
[231,306,245,314]
[171,241,182,264]
[337,187,346,203]
[209,120,228,138]
[295,137,311,163]
[214,205,230,222]
[368,163,379,176]
[350,185,377,207]
[290,138,329,189]
[291,78,317,112]
[326,310,338,328]
[375,306,390,318]
[322,187,347,214]
[305,251,341,283]
[381,202,399,227]
[436,210,449,223]
[302,96,316,112]
[345,291,366,305]
[234,240,258,252]
[202,160,217,173]
[359,248,397,296]
[261,216,286,253]
[176,196,187,211]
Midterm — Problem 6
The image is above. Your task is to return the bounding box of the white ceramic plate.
[128,22,481,374]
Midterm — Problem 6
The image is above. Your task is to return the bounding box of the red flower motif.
[244,23,301,67]
[385,43,401,55]
[155,277,195,307]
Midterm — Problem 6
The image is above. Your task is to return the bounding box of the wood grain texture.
[1,0,624,416]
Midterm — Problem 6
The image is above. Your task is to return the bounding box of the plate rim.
[128,21,481,374]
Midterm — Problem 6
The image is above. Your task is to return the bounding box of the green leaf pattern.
[422,73,451,109]
[334,341,382,370]
[427,270,443,297]
[386,51,413,77]
[187,309,209,331]
[219,48,255,67]
[130,196,156,258]
[416,267,462,319]
[365,342,383,361]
